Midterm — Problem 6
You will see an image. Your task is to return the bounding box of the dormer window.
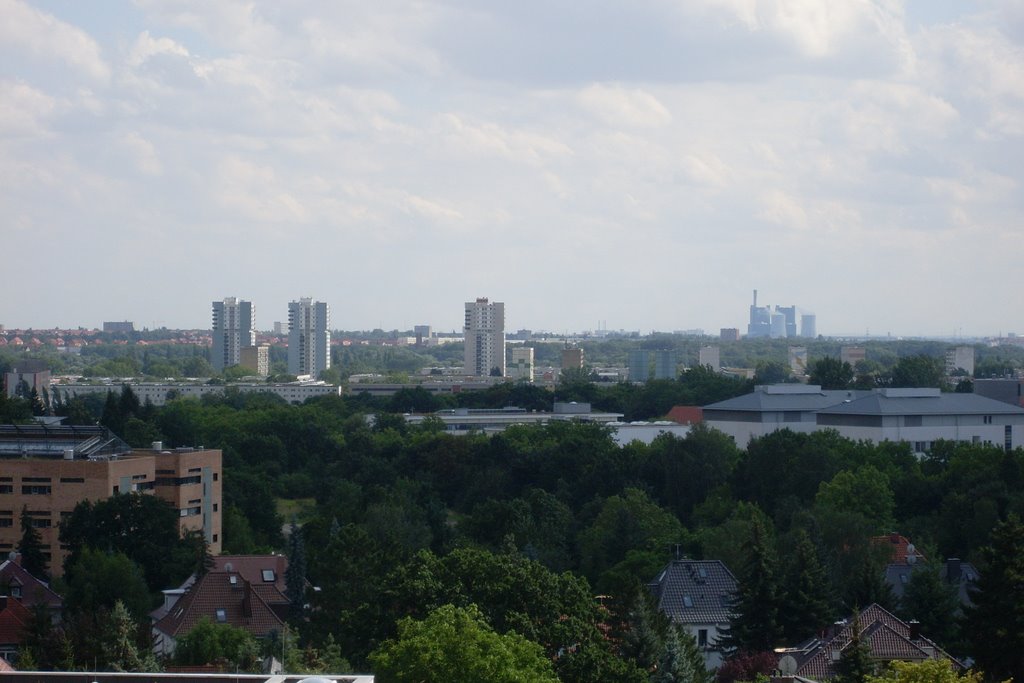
[215,608,227,623]
[229,575,238,585]
[683,595,694,608]
[11,585,21,599]
[262,569,275,582]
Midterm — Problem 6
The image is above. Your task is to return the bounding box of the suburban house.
[873,536,979,609]
[648,559,737,669]
[702,385,1024,453]
[775,603,960,679]
[0,554,64,665]
[151,570,286,657]
[0,595,31,665]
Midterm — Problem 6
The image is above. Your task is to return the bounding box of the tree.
[368,604,560,683]
[809,357,854,390]
[865,660,983,683]
[891,355,946,389]
[753,360,789,385]
[898,565,961,653]
[655,625,710,683]
[63,548,153,623]
[173,618,262,672]
[285,520,308,621]
[17,506,48,579]
[103,600,158,672]
[965,515,1024,682]
[778,529,834,642]
[834,610,875,683]
[723,516,782,653]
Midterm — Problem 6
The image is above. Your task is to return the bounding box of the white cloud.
[0,0,110,82]
[577,84,672,128]
[0,81,55,136]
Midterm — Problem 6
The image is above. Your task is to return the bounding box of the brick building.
[0,424,221,575]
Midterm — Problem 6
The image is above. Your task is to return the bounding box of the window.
[10,586,21,599]
[0,486,11,494]
[215,609,227,623]
[59,477,85,484]
[698,629,708,647]
[904,415,922,427]
[30,519,52,528]
[682,595,694,608]
[213,472,219,481]
[984,415,993,425]
[22,485,52,495]
[212,534,218,543]
[22,477,51,483]
[213,503,219,512]
[0,519,11,528]
[262,569,276,582]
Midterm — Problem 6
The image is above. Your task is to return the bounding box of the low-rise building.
[53,381,340,406]
[403,403,623,435]
[648,559,737,669]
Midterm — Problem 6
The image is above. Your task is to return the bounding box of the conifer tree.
[779,529,834,642]
[834,610,874,683]
[104,600,158,672]
[285,520,308,621]
[17,506,48,579]
[723,516,782,653]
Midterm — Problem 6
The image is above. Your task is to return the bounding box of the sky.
[1,0,1022,337]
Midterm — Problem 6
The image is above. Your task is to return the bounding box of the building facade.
[463,298,505,377]
[288,298,331,377]
[508,347,535,382]
[654,350,677,380]
[239,345,269,377]
[0,425,221,575]
[54,381,340,407]
[698,346,721,372]
[561,347,584,371]
[628,349,649,382]
[211,298,256,373]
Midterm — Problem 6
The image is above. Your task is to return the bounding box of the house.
[883,555,979,609]
[648,559,737,669]
[153,555,292,626]
[152,571,286,657]
[0,555,63,623]
[775,603,960,680]
[0,595,32,664]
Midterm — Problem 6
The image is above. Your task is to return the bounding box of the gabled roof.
[153,571,285,640]
[648,559,737,625]
[817,389,1024,417]
[871,534,927,565]
[0,558,63,611]
[666,406,704,425]
[885,558,979,606]
[211,555,289,603]
[703,385,869,414]
[0,596,32,646]
[777,603,959,680]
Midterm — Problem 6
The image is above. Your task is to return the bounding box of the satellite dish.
[778,655,798,675]
[906,544,917,565]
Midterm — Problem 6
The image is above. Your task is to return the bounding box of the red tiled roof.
[0,656,15,672]
[212,555,289,601]
[871,534,928,564]
[666,406,704,425]
[789,604,957,680]
[0,597,31,646]
[0,559,64,611]
[153,571,285,640]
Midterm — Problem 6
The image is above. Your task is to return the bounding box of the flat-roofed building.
[0,425,221,575]
[509,347,535,382]
[239,345,269,377]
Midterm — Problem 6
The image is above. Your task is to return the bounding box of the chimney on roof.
[908,620,921,641]
[0,596,6,610]
[890,532,899,543]
[946,558,962,582]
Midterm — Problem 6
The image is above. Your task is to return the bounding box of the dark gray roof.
[885,558,979,607]
[0,424,131,459]
[818,390,1024,417]
[648,559,736,625]
[703,385,869,413]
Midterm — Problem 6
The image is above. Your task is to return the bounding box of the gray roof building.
[648,559,737,668]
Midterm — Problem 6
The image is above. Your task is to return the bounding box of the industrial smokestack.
[753,289,758,307]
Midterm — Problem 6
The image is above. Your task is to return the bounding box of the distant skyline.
[2,1,1022,337]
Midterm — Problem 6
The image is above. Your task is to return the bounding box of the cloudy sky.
[2,0,1022,336]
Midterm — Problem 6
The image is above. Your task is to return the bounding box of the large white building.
[508,346,534,382]
[53,380,342,406]
[288,298,331,377]
[464,298,505,377]
[210,298,255,373]
[703,385,1024,453]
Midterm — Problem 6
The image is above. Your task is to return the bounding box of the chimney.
[908,620,921,641]
[0,596,6,610]
[946,558,962,582]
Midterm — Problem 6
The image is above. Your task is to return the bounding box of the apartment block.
[464,298,505,377]
[0,425,221,576]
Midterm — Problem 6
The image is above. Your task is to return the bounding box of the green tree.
[103,600,158,672]
[898,565,961,653]
[753,360,789,384]
[809,357,854,390]
[285,520,308,621]
[865,660,983,683]
[778,529,834,642]
[834,610,876,683]
[965,515,1024,682]
[815,466,895,534]
[655,625,709,683]
[17,506,48,579]
[891,355,946,389]
[173,618,262,672]
[369,604,560,683]
[63,547,153,623]
[723,516,782,652]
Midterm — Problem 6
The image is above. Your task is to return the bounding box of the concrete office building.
[698,346,721,372]
[239,345,269,377]
[509,347,535,382]
[0,424,222,574]
[211,298,256,373]
[414,325,432,345]
[974,379,1024,408]
[946,346,975,376]
[288,298,331,377]
[628,350,650,382]
[464,298,505,377]
[747,290,771,338]
[55,381,341,406]
[654,350,678,380]
[720,328,740,342]
[562,347,584,371]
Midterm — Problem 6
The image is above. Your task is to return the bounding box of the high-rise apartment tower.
[211,298,255,373]
[288,298,331,377]
[464,298,505,377]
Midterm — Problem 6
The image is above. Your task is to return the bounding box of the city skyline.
[2,1,1022,337]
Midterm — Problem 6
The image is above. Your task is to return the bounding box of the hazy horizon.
[3,1,1022,337]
